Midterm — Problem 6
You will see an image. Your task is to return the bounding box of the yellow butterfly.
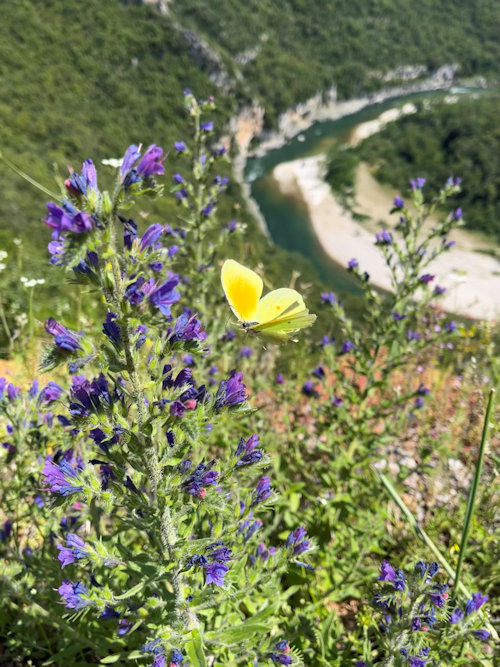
[221,259,316,343]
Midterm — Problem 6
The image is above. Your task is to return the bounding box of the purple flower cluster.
[410,177,426,190]
[58,580,92,610]
[57,533,89,568]
[181,460,219,498]
[148,275,181,317]
[214,371,247,410]
[44,201,93,239]
[185,542,232,587]
[286,526,310,556]
[251,476,272,507]
[321,291,336,306]
[168,312,207,343]
[450,592,490,641]
[0,378,21,402]
[234,433,263,468]
[268,640,292,665]
[121,144,166,188]
[42,455,84,496]
[65,159,98,197]
[45,318,81,352]
[378,560,406,591]
[375,229,393,245]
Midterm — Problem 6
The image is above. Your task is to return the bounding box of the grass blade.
[452,387,495,598]
[376,466,498,641]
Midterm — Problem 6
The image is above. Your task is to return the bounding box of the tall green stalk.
[452,388,495,598]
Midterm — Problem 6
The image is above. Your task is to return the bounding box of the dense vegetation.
[173,0,500,124]
[3,1,500,345]
[350,96,500,239]
[0,0,323,353]
[1,93,498,666]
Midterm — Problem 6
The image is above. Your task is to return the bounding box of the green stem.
[452,388,495,598]
[0,299,13,353]
[377,469,498,641]
[0,151,61,200]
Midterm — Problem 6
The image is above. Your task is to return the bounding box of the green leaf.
[100,654,123,664]
[185,630,207,667]
[114,581,145,600]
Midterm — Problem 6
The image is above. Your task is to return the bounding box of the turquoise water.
[244,89,486,291]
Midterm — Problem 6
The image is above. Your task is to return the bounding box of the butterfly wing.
[221,259,263,322]
[250,288,317,342]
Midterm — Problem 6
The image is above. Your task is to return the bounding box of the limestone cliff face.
[232,64,465,158]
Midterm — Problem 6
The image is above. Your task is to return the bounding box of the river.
[244,88,487,293]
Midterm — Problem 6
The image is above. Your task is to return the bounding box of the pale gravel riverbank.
[272,155,500,320]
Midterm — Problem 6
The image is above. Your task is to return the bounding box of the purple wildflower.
[321,291,336,305]
[0,520,12,541]
[312,365,325,379]
[169,313,207,343]
[348,257,359,270]
[204,561,228,586]
[393,195,405,209]
[58,580,92,610]
[235,434,262,468]
[45,318,81,352]
[174,141,187,153]
[275,372,284,384]
[379,561,396,582]
[251,476,272,507]
[149,275,180,317]
[201,121,214,131]
[121,145,141,180]
[286,526,310,555]
[410,177,426,190]
[137,144,165,177]
[445,321,457,333]
[450,607,463,624]
[67,159,98,196]
[214,371,247,409]
[102,312,121,346]
[240,346,253,358]
[301,380,316,397]
[139,223,164,251]
[341,340,355,354]
[452,207,462,221]
[434,285,446,296]
[57,533,89,568]
[465,593,488,616]
[407,658,427,667]
[44,202,93,237]
[171,649,184,665]
[375,229,393,245]
[42,458,83,496]
[419,274,435,284]
[472,629,490,641]
[40,381,64,403]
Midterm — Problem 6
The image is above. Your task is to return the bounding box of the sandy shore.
[273,155,500,320]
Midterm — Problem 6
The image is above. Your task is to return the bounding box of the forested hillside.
[354,96,500,239]
[173,0,500,125]
[2,0,500,282]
